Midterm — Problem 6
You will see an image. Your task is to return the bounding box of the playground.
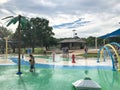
[0,1,120,90]
[0,43,120,90]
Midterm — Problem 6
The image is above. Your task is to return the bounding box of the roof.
[98,28,120,39]
[59,38,86,43]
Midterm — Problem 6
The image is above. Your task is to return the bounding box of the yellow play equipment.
[98,43,120,71]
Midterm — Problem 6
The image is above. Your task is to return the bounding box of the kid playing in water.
[114,54,118,69]
[29,54,35,72]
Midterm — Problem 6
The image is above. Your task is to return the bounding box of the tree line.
[0,17,120,53]
[0,17,57,53]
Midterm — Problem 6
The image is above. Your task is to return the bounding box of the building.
[59,38,86,50]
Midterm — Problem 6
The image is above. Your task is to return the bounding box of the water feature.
[0,53,120,90]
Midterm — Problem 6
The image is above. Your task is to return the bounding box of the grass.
[77,53,98,58]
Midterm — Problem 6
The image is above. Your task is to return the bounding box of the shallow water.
[0,65,120,90]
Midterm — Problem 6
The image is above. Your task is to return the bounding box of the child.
[114,54,118,69]
[29,54,35,72]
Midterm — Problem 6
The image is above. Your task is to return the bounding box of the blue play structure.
[97,42,120,71]
[9,57,112,70]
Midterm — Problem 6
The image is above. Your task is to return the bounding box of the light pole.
[73,30,77,38]
[72,30,76,38]
[103,39,106,45]
[95,37,97,49]
[4,37,8,60]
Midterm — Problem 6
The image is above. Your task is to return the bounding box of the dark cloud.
[0,0,119,16]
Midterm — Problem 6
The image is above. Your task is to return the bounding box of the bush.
[77,53,98,58]
[34,48,44,54]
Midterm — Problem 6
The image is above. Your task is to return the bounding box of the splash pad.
[97,42,120,71]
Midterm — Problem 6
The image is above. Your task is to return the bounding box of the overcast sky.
[0,0,120,38]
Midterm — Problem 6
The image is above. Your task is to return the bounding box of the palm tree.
[2,15,29,75]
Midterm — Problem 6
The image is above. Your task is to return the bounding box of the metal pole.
[73,30,76,38]
[103,39,106,45]
[95,37,97,49]
[6,38,8,59]
[4,37,8,60]
[17,15,22,75]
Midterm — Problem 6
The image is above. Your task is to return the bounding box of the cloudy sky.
[0,0,120,38]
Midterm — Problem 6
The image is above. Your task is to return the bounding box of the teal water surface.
[0,65,120,90]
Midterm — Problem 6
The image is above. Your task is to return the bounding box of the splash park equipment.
[72,54,75,63]
[1,54,120,90]
[73,58,101,90]
[1,65,119,90]
[72,77,101,90]
[72,69,101,90]
[97,42,120,71]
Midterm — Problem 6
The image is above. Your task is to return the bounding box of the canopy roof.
[59,38,86,43]
[98,28,120,39]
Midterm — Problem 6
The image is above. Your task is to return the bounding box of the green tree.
[0,26,12,49]
[31,17,54,47]
[0,26,12,39]
[2,15,29,75]
[86,36,104,48]
[86,36,95,48]
[21,17,54,51]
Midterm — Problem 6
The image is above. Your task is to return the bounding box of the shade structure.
[98,28,120,39]
[72,77,101,90]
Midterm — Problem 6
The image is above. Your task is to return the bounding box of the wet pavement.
[0,54,120,90]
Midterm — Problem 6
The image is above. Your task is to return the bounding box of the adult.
[65,47,69,57]
[84,45,88,58]
[62,47,66,57]
[43,47,47,55]
[27,48,32,54]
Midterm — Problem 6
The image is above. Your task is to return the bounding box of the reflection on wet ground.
[0,64,120,90]
[0,55,119,90]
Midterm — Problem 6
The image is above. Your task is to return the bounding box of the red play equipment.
[72,54,75,63]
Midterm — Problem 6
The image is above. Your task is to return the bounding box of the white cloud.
[0,0,9,4]
[0,8,10,14]
[34,0,57,7]
[0,0,120,38]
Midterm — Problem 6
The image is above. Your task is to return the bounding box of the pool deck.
[0,49,112,67]
[0,49,118,90]
[0,58,15,65]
